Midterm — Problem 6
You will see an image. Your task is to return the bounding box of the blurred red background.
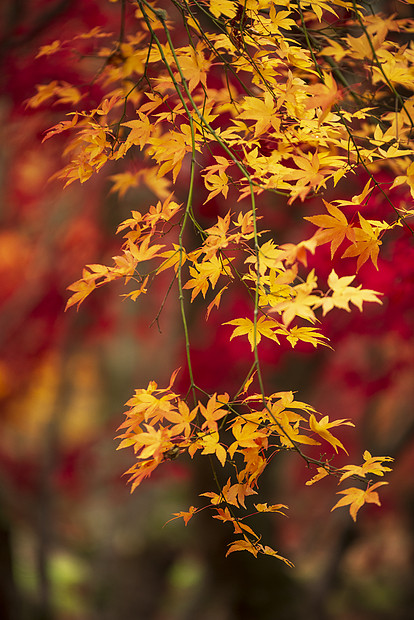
[1,1,414,619]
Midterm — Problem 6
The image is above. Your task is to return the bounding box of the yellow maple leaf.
[244,240,286,274]
[164,401,198,438]
[203,169,229,202]
[65,278,96,311]
[54,83,83,106]
[240,91,280,137]
[176,41,211,92]
[254,503,288,514]
[110,171,140,197]
[228,419,268,458]
[315,269,382,315]
[26,81,60,107]
[309,414,354,454]
[202,212,233,258]
[206,286,228,319]
[224,316,282,351]
[271,269,319,326]
[126,459,160,493]
[122,112,152,150]
[274,412,321,450]
[305,72,340,124]
[282,325,330,349]
[128,236,165,264]
[260,545,295,566]
[338,451,393,483]
[209,0,237,18]
[199,393,229,432]
[305,467,329,486]
[341,214,382,270]
[200,431,227,466]
[184,256,232,301]
[132,424,173,460]
[305,200,352,257]
[331,482,388,521]
[36,40,61,58]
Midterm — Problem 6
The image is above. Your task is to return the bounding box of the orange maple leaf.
[305,200,353,257]
[331,482,388,521]
[165,506,198,526]
[341,214,382,270]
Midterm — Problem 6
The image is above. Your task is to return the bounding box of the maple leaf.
[245,240,286,274]
[165,506,198,526]
[121,275,149,301]
[309,414,354,454]
[260,545,295,567]
[164,401,198,438]
[110,250,137,282]
[147,124,200,182]
[280,234,319,267]
[128,236,165,264]
[122,112,152,150]
[199,393,229,432]
[110,171,140,198]
[338,451,393,483]
[256,268,295,308]
[132,424,173,460]
[184,256,232,301]
[341,214,382,270]
[116,210,143,233]
[282,325,330,349]
[176,41,212,92]
[144,196,182,228]
[141,167,173,200]
[209,0,237,18]
[285,152,330,202]
[157,245,187,275]
[121,381,177,424]
[126,459,160,493]
[224,316,282,351]
[331,482,388,521]
[271,269,319,326]
[240,91,280,137]
[254,503,288,515]
[36,40,62,58]
[228,419,268,458]
[273,412,321,450]
[199,431,227,466]
[305,200,353,257]
[65,278,96,310]
[54,83,83,106]
[26,80,60,107]
[305,467,329,486]
[42,113,79,142]
[206,286,228,319]
[268,6,295,32]
[202,212,233,258]
[391,160,414,199]
[203,169,229,202]
[315,269,382,315]
[226,539,259,558]
[306,72,340,124]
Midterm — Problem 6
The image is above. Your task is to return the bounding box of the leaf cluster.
[29,0,412,563]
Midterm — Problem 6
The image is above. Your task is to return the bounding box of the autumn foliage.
[22,0,414,566]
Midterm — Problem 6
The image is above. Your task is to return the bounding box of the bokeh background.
[1,1,414,619]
